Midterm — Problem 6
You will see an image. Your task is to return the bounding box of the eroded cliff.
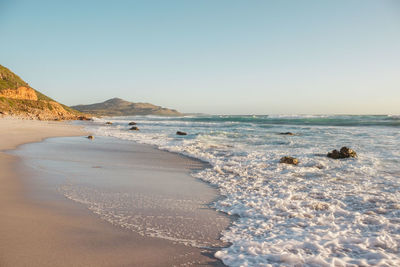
[0,65,89,120]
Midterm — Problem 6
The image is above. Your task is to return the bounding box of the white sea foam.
[60,185,225,248]
[79,116,400,266]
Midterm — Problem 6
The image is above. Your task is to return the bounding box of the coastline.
[87,115,400,266]
[0,117,230,266]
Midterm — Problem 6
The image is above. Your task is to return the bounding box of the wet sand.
[0,118,230,266]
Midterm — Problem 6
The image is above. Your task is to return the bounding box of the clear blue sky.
[1,0,399,114]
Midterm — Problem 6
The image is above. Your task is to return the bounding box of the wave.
[81,115,400,266]
[151,115,400,127]
[93,114,400,127]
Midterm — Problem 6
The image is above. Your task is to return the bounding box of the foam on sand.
[84,115,400,266]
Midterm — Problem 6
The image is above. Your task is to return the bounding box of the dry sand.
[0,118,229,266]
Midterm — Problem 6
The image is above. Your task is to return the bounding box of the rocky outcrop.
[0,98,87,120]
[0,64,88,121]
[77,116,91,121]
[327,147,357,159]
[0,86,38,101]
[279,132,295,135]
[280,156,299,165]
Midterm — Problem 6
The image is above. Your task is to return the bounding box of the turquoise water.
[178,114,400,127]
[82,114,400,266]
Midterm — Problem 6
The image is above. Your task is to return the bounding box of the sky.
[1,0,399,115]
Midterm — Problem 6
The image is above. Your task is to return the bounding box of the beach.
[2,115,399,266]
[0,117,230,267]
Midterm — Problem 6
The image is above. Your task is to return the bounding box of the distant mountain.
[71,98,182,116]
[0,65,87,120]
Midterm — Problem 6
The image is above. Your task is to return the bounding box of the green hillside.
[0,64,87,120]
[0,65,29,90]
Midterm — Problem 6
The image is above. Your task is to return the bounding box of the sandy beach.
[0,118,230,267]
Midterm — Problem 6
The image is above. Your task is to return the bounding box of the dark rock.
[327,149,341,159]
[340,147,357,158]
[176,131,187,136]
[87,135,94,140]
[279,132,295,135]
[130,126,139,131]
[77,116,91,121]
[327,147,357,159]
[128,122,137,125]
[105,122,113,125]
[280,156,299,165]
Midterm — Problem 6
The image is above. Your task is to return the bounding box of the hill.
[0,65,88,120]
[71,98,182,116]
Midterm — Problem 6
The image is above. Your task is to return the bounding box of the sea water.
[82,115,400,266]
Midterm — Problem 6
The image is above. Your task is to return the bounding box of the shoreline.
[0,117,230,266]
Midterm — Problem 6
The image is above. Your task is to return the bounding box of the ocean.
[82,114,400,266]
